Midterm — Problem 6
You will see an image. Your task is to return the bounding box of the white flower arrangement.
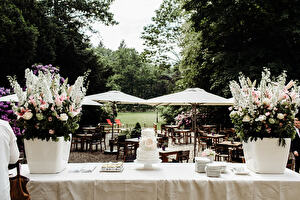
[229,68,300,146]
[8,68,89,141]
[201,148,215,157]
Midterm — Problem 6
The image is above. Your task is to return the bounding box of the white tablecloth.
[20,163,300,200]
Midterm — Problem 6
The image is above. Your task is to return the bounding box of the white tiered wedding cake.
[136,129,160,161]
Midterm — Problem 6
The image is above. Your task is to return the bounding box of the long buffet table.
[20,163,300,200]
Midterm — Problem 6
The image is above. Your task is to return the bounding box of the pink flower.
[285,80,294,90]
[49,129,55,135]
[28,96,36,106]
[55,96,63,107]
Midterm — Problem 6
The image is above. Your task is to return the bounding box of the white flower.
[201,149,215,157]
[269,118,275,124]
[242,115,251,122]
[23,111,33,120]
[262,98,271,106]
[59,113,68,121]
[69,111,80,118]
[36,113,43,121]
[229,111,237,118]
[256,115,266,122]
[277,113,284,120]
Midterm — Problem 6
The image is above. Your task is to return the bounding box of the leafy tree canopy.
[182,0,300,96]
[141,0,183,66]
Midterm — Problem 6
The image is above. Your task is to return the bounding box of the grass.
[117,111,165,129]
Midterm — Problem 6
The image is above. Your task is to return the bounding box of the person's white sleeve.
[7,125,19,164]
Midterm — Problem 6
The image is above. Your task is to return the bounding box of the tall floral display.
[229,68,300,173]
[8,67,89,173]
[8,68,89,141]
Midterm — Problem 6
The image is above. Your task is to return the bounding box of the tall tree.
[0,0,39,86]
[141,0,183,66]
[182,0,300,96]
[0,0,116,90]
[94,41,180,99]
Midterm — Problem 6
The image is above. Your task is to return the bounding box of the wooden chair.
[116,135,132,160]
[86,131,102,152]
[287,152,295,170]
[95,125,106,151]
[71,135,81,152]
[196,129,208,151]
[161,124,167,136]
[215,145,232,162]
[157,136,169,148]
[153,123,158,134]
[177,150,190,163]
[172,150,190,163]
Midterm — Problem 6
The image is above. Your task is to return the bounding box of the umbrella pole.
[192,105,197,160]
[109,103,116,153]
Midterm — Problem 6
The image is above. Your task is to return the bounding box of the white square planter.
[24,136,71,174]
[242,138,291,174]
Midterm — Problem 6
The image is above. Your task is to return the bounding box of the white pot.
[24,135,71,173]
[242,138,291,174]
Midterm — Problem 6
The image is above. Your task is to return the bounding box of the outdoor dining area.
[5,85,300,200]
[69,121,242,164]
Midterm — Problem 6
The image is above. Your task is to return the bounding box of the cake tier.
[136,148,159,161]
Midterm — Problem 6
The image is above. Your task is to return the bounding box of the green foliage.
[0,0,116,94]
[94,42,180,100]
[141,0,183,66]
[181,0,300,96]
[79,106,103,126]
[130,122,142,138]
[0,0,39,85]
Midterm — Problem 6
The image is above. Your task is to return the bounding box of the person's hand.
[294,151,299,157]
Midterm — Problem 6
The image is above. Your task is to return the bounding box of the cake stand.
[134,159,162,169]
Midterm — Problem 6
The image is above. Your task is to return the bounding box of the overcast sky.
[89,0,163,52]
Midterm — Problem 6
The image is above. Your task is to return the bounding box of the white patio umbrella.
[86,90,146,105]
[81,98,102,106]
[86,90,145,152]
[0,93,102,106]
[144,88,233,158]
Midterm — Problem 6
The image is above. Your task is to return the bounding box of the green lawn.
[117,111,165,129]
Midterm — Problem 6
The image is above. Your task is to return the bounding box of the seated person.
[0,120,20,200]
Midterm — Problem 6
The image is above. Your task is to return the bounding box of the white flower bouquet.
[229,68,300,146]
[201,148,215,157]
[8,68,89,141]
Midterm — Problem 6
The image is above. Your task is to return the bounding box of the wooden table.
[204,134,226,144]
[159,148,180,162]
[202,124,216,134]
[82,126,96,133]
[217,141,242,148]
[174,129,192,144]
[76,133,93,151]
[217,141,242,161]
[165,125,180,129]
[164,125,180,136]
[117,138,140,161]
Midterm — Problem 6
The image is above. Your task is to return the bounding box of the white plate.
[232,167,250,175]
